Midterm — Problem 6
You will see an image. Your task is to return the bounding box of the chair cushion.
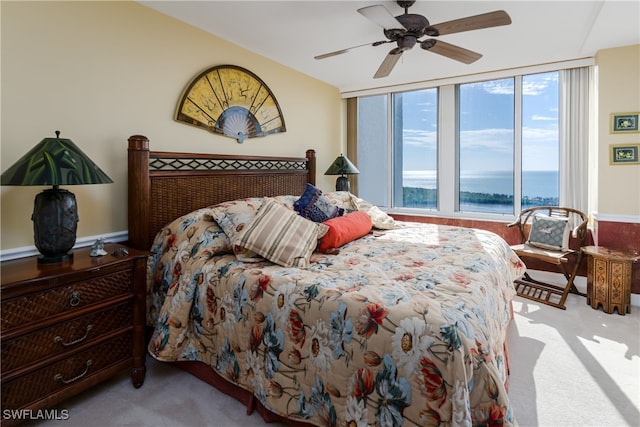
[527,215,571,251]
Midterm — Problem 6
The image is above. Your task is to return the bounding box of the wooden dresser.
[582,245,640,315]
[1,244,147,425]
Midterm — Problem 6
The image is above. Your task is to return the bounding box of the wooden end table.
[582,245,640,315]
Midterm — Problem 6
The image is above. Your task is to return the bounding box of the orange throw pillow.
[318,211,372,253]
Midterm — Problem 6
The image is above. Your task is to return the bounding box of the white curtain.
[559,67,592,219]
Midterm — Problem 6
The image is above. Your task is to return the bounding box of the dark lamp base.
[32,188,79,264]
[335,176,350,192]
[38,252,74,264]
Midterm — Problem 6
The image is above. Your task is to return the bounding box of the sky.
[400,71,560,172]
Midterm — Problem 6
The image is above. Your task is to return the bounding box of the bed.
[127,135,526,427]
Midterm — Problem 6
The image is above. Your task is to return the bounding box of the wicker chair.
[508,206,588,310]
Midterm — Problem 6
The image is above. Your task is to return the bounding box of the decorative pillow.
[527,215,571,251]
[205,198,266,262]
[349,194,399,230]
[294,183,344,222]
[318,211,372,254]
[234,198,329,268]
[324,191,357,213]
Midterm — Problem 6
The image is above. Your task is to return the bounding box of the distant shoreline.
[403,186,559,208]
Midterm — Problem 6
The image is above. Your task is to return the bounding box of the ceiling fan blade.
[421,39,482,64]
[314,40,391,60]
[358,5,406,30]
[374,52,402,79]
[429,10,511,36]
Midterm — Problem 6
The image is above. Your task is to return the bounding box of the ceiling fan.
[314,1,511,78]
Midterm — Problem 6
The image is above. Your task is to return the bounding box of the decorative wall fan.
[315,0,511,78]
[175,65,286,143]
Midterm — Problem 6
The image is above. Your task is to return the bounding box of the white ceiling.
[139,1,640,93]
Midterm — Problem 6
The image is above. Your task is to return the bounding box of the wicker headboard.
[127,135,316,251]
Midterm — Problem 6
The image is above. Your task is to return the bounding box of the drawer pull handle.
[53,360,93,385]
[69,291,81,307]
[54,325,93,347]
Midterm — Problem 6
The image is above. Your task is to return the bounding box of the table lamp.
[1,131,113,263]
[324,154,360,191]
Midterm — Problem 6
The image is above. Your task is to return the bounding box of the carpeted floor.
[23,276,640,427]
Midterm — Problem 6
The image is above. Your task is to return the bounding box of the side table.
[582,245,640,315]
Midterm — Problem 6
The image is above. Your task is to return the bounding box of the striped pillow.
[234,198,329,268]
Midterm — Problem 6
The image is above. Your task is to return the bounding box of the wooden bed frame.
[127,135,316,425]
[127,134,514,425]
[127,134,316,252]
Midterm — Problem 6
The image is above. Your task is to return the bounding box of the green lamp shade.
[324,154,360,177]
[1,133,113,186]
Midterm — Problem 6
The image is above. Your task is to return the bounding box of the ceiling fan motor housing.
[384,13,430,40]
[397,0,416,9]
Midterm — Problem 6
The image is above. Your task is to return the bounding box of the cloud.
[523,126,558,144]
[523,73,558,96]
[531,115,557,121]
[459,128,513,153]
[471,80,514,95]
[402,128,437,147]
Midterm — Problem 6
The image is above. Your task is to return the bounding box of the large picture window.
[356,66,574,219]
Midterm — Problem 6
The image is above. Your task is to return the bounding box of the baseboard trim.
[0,231,128,262]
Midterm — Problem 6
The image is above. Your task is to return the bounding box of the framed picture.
[610,112,639,133]
[610,144,640,165]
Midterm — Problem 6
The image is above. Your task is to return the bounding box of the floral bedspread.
[146,209,525,427]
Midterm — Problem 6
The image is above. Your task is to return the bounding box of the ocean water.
[403,170,559,198]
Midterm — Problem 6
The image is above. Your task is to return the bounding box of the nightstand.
[582,245,640,315]
[1,244,148,425]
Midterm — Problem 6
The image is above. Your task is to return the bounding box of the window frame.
[351,60,591,222]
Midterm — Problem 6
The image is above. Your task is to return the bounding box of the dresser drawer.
[1,332,132,410]
[1,302,132,373]
[1,269,132,331]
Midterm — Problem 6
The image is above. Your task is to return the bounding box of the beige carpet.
[25,277,640,427]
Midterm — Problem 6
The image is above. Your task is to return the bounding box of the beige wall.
[1,1,342,251]
[595,45,640,217]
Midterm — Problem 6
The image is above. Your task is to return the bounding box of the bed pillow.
[151,207,232,257]
[234,198,329,268]
[206,198,266,262]
[324,191,357,213]
[318,211,372,254]
[294,183,344,222]
[527,214,571,251]
[349,194,399,230]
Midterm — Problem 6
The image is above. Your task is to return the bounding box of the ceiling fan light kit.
[315,1,511,78]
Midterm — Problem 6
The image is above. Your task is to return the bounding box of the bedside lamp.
[1,131,113,264]
[324,154,360,192]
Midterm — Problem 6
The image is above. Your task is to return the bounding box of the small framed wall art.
[610,112,639,133]
[610,144,640,165]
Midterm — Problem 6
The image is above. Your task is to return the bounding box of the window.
[394,89,438,209]
[357,68,568,219]
[357,95,388,207]
[458,78,515,214]
[521,72,559,208]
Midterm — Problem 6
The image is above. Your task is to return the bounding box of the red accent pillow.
[318,211,372,253]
